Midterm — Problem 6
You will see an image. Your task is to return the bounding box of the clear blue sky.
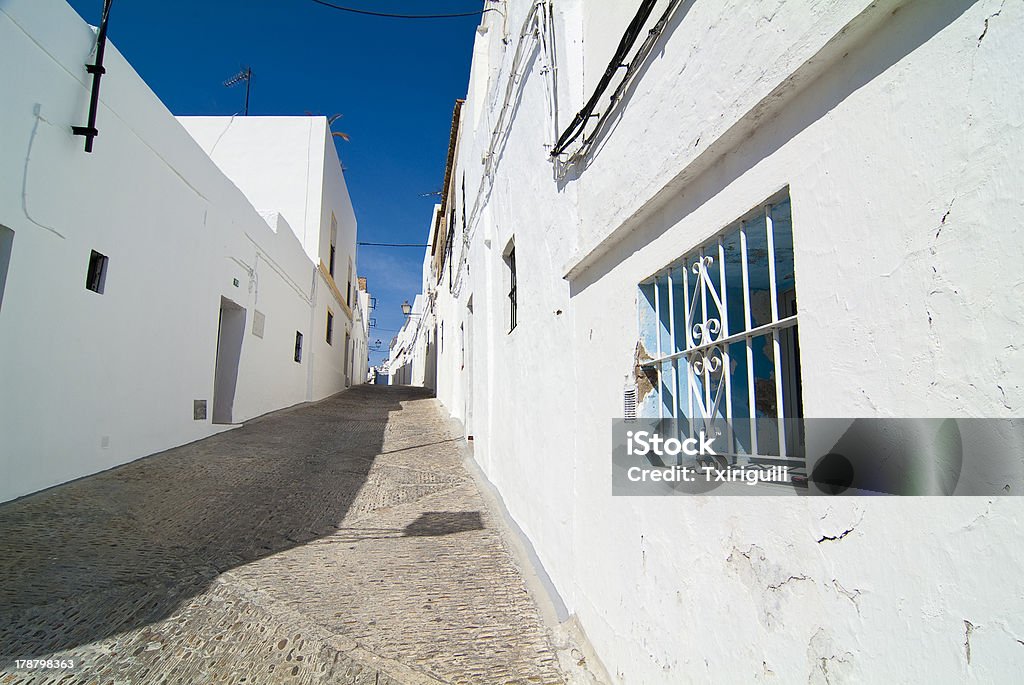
[67,0,480,367]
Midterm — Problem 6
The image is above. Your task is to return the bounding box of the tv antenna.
[224,67,252,115]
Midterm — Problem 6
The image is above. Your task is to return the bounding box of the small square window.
[326,310,334,345]
[86,250,108,293]
[294,331,303,363]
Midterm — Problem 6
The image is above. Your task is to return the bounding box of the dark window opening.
[86,250,108,293]
[329,213,338,278]
[505,246,517,332]
[294,331,303,363]
[0,225,13,311]
[326,310,334,345]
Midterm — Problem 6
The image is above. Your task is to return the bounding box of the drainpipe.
[72,0,114,153]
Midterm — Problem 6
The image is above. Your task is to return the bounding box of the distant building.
[0,0,369,502]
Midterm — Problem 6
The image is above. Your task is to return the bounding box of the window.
[344,331,351,386]
[326,310,334,345]
[504,242,517,332]
[346,261,353,308]
[0,225,13,311]
[294,331,303,363]
[638,193,802,464]
[329,213,338,278]
[86,250,108,293]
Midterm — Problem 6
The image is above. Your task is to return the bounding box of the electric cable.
[550,0,657,156]
[307,0,487,19]
[358,242,430,247]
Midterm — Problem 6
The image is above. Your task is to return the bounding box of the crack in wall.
[977,0,1006,44]
[818,511,863,544]
[807,628,853,685]
[817,527,853,544]
[831,580,862,615]
[767,575,811,592]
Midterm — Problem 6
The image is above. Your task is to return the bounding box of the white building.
[0,0,369,503]
[404,0,1024,682]
[178,116,373,397]
[389,203,444,389]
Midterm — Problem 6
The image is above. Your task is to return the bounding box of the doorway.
[465,296,473,437]
[344,331,351,387]
[212,297,246,424]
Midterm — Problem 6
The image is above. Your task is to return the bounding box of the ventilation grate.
[624,384,637,422]
[252,310,266,338]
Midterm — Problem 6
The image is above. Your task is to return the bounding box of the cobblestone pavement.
[0,386,566,684]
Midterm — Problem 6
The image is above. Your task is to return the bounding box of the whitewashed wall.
[430,0,1024,682]
[178,116,366,401]
[0,0,362,503]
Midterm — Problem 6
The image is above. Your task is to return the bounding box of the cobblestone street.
[0,386,566,684]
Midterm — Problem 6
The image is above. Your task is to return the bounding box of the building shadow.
[307,512,485,544]
[0,384,434,665]
[403,511,484,537]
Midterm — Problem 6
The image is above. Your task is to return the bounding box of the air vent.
[624,383,637,422]
[252,310,266,338]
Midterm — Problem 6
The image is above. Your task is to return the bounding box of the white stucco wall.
[427,0,1024,682]
[178,115,367,400]
[177,116,329,262]
[0,0,362,503]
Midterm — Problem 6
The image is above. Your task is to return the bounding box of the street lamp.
[401,300,412,316]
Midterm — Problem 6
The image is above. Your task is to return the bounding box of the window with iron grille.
[638,193,803,465]
[294,331,303,363]
[505,244,517,333]
[326,310,334,345]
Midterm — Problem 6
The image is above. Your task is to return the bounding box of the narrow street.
[0,386,566,684]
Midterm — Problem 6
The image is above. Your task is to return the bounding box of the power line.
[550,0,657,156]
[307,0,486,19]
[358,242,429,247]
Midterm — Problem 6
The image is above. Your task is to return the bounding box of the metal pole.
[739,221,758,459]
[72,0,114,152]
[765,204,787,457]
[244,66,251,115]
